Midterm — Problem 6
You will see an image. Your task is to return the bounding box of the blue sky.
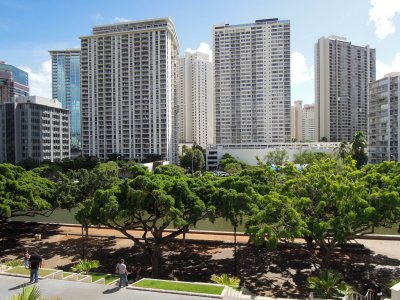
[1,0,400,104]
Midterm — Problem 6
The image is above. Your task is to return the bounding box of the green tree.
[212,175,253,274]
[293,151,332,165]
[359,162,400,231]
[263,149,288,166]
[286,159,374,267]
[334,141,351,161]
[220,154,249,174]
[180,148,205,172]
[351,131,368,168]
[18,157,40,170]
[0,164,57,223]
[57,162,120,258]
[78,169,213,278]
[246,192,306,249]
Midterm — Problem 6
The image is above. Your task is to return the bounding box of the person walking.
[116,259,128,288]
[23,249,30,269]
[29,252,42,284]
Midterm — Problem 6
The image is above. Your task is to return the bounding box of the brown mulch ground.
[1,223,400,298]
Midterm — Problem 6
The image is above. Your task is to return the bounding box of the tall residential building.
[0,61,29,103]
[302,104,317,142]
[177,51,214,147]
[368,73,400,164]
[0,96,70,163]
[213,18,291,144]
[291,100,303,141]
[49,49,81,150]
[80,18,179,162]
[315,35,376,142]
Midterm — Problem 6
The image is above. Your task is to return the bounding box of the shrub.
[211,273,240,289]
[70,259,100,274]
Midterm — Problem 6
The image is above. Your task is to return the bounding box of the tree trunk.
[233,225,237,276]
[81,225,85,259]
[150,244,161,278]
[304,235,314,251]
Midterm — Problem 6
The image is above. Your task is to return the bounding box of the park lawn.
[132,279,224,295]
[63,272,74,278]
[104,274,120,284]
[6,266,56,277]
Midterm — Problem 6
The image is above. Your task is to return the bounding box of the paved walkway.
[0,275,213,300]
[47,224,400,260]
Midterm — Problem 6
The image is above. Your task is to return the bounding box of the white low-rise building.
[206,142,339,170]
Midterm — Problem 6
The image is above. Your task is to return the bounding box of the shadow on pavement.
[103,286,122,294]
[8,282,31,291]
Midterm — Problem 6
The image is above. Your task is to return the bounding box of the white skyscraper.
[291,100,303,142]
[368,73,400,164]
[80,18,179,162]
[213,18,291,144]
[177,51,214,147]
[315,36,376,142]
[302,104,317,142]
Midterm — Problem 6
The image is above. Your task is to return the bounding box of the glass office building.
[49,49,81,150]
[0,61,29,103]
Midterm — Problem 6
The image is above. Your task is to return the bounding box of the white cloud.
[369,0,400,39]
[376,52,400,79]
[114,17,131,23]
[291,51,314,85]
[92,13,104,25]
[185,42,212,62]
[20,60,52,98]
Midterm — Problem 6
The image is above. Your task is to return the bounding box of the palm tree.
[307,269,352,299]
[211,274,240,289]
[351,131,368,168]
[335,141,351,161]
[11,285,43,300]
[70,259,100,274]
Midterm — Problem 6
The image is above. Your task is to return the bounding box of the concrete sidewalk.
[0,275,212,300]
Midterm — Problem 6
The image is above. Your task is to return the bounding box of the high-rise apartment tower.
[315,36,376,142]
[213,18,291,144]
[368,72,400,164]
[177,51,214,147]
[80,18,179,162]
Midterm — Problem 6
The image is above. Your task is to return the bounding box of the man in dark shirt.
[29,253,42,283]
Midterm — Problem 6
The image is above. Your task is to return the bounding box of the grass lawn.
[6,267,56,277]
[104,274,120,284]
[63,272,74,278]
[88,273,119,284]
[132,279,224,295]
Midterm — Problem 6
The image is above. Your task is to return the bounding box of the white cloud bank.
[369,0,400,39]
[114,17,131,23]
[291,51,314,85]
[20,60,52,98]
[185,42,213,62]
[376,52,400,79]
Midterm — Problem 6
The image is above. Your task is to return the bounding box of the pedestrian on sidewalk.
[29,252,42,284]
[116,259,128,288]
[23,249,30,268]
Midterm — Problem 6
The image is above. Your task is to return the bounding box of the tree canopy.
[0,164,57,223]
[77,167,214,277]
